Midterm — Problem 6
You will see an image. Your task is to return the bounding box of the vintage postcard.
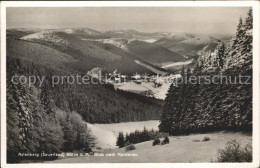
[1,1,259,168]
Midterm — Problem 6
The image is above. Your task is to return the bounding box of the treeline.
[159,9,252,135]
[116,127,164,148]
[7,72,94,163]
[159,75,252,135]
[7,57,163,124]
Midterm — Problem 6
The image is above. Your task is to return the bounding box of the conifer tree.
[216,41,225,69]
[116,132,125,148]
[125,133,130,145]
[181,66,185,78]
[245,8,253,30]
[40,83,55,118]
[237,17,243,31]
[62,113,77,151]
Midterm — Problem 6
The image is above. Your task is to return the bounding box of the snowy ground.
[46,131,252,163]
[140,82,171,100]
[114,81,171,100]
[134,60,168,75]
[161,59,193,69]
[87,120,160,149]
[139,39,158,43]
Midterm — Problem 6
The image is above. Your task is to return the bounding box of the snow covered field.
[46,131,251,163]
[140,82,171,100]
[115,81,171,100]
[87,120,160,149]
[161,59,193,69]
[134,60,168,75]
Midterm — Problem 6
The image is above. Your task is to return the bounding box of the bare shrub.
[193,139,200,142]
[125,144,136,152]
[152,138,161,146]
[202,136,210,141]
[217,140,252,162]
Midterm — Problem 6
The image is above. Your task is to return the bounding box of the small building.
[115,77,121,83]
[120,75,127,82]
[134,80,142,84]
[131,73,141,80]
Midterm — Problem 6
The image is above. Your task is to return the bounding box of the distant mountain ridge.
[8,27,233,74]
[155,35,220,57]
[154,33,196,47]
[18,30,167,75]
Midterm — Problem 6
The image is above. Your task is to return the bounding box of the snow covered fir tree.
[159,9,252,135]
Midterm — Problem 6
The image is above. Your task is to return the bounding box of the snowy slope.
[21,30,71,46]
[86,120,160,149]
[60,28,100,35]
[167,36,220,56]
[46,131,251,163]
[94,38,129,51]
[154,33,195,47]
[177,36,219,45]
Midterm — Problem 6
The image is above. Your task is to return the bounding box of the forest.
[159,9,252,135]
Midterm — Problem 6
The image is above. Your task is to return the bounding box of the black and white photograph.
[0,1,259,168]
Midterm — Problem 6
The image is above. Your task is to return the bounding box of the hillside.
[154,33,195,48]
[92,39,168,74]
[20,31,155,75]
[7,38,75,69]
[155,33,232,56]
[101,29,158,41]
[7,28,43,39]
[60,27,101,35]
[167,36,220,57]
[127,40,185,65]
[45,131,251,163]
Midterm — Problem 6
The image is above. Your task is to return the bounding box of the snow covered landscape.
[5,6,255,164]
[45,131,251,163]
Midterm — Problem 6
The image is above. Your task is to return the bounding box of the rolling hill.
[7,28,43,39]
[7,38,75,69]
[126,40,185,65]
[60,27,101,35]
[20,31,159,75]
[167,36,220,57]
[154,33,195,48]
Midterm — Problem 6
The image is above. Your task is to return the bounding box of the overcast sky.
[7,7,250,34]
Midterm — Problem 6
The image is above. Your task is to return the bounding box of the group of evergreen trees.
[159,9,253,135]
[7,70,95,163]
[198,9,252,73]
[7,57,163,124]
[116,127,163,148]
